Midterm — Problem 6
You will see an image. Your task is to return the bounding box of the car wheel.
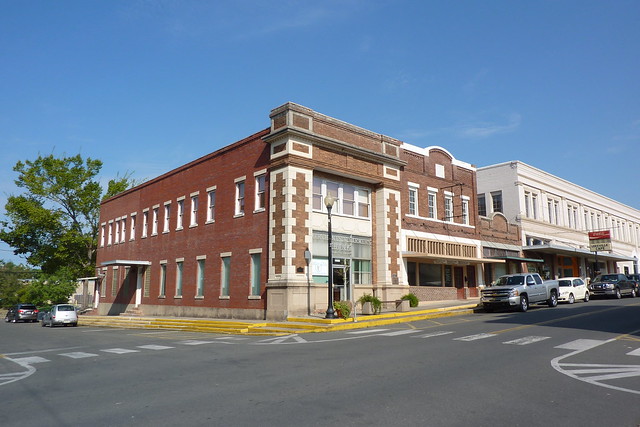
[615,288,622,299]
[518,295,529,312]
[584,292,589,302]
[11,318,17,323]
[568,293,575,304]
[548,291,558,307]
[72,323,78,327]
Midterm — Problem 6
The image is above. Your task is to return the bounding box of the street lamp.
[324,194,337,319]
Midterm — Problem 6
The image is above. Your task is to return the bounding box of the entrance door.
[135,267,143,307]
[332,261,350,301]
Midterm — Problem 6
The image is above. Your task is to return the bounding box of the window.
[175,260,183,297]
[408,186,418,216]
[207,190,216,222]
[235,181,245,215]
[163,204,171,233]
[312,177,370,219]
[152,207,159,235]
[461,198,469,225]
[524,192,531,218]
[176,199,184,229]
[547,201,553,224]
[554,201,560,225]
[111,267,118,297]
[196,258,205,297]
[114,221,119,244]
[250,253,261,296]
[159,262,167,297]
[444,193,453,222]
[108,222,113,245]
[100,224,106,247]
[352,259,371,285]
[130,214,136,240]
[142,211,148,237]
[120,218,126,243]
[477,194,486,217]
[491,191,503,213]
[255,174,266,211]
[428,191,437,219]
[531,194,538,219]
[190,195,198,227]
[221,256,231,297]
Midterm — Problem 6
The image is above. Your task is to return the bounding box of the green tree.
[17,268,77,307]
[0,154,135,280]
[0,260,38,307]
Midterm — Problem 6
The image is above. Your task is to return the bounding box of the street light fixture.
[324,194,337,319]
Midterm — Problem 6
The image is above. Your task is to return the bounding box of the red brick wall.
[97,129,271,313]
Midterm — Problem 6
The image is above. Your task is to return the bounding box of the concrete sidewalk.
[79,298,482,336]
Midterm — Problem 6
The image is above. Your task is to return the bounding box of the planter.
[362,301,374,315]
[395,299,410,312]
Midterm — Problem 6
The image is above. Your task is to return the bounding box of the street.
[2,298,639,426]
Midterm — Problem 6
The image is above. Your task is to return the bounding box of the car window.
[534,275,542,285]
[20,304,37,310]
[58,305,75,311]
[558,280,571,287]
[507,276,524,286]
[526,276,535,285]
[601,274,618,282]
[573,279,584,286]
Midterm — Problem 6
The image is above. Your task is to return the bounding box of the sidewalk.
[79,298,482,336]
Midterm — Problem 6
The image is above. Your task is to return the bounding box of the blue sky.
[1,0,639,265]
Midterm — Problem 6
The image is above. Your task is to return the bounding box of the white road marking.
[346,329,390,334]
[413,331,454,339]
[378,330,421,337]
[137,345,175,350]
[214,336,248,341]
[554,339,608,351]
[454,333,496,341]
[6,356,50,365]
[255,335,308,345]
[503,336,550,346]
[59,352,99,359]
[101,348,140,354]
[179,340,215,345]
[627,348,640,356]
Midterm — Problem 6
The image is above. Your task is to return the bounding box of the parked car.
[4,303,39,323]
[41,304,78,327]
[552,277,589,303]
[588,274,637,299]
[626,274,640,292]
[481,273,559,312]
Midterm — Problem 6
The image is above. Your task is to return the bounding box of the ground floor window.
[221,256,231,297]
[250,253,261,296]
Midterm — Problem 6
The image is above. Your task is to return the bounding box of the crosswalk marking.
[7,356,50,365]
[59,352,99,359]
[378,330,421,337]
[179,340,215,345]
[627,348,640,357]
[414,331,454,339]
[554,339,607,351]
[346,329,390,334]
[137,345,175,350]
[101,348,140,354]
[503,336,550,346]
[454,333,496,342]
[215,336,248,341]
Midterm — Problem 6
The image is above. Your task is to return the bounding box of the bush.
[358,293,382,314]
[333,300,351,319]
[401,293,419,307]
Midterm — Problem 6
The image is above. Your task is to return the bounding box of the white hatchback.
[553,277,589,304]
[41,304,78,327]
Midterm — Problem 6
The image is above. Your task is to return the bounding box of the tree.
[0,260,38,307]
[0,154,135,280]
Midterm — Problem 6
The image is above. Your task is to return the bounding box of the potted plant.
[401,293,419,307]
[333,300,351,319]
[358,293,381,315]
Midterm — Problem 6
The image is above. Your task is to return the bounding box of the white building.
[477,161,638,280]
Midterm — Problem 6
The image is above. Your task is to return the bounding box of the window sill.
[158,295,165,299]
[174,295,182,299]
[253,208,265,214]
[219,295,230,300]
[205,219,215,224]
[247,295,261,300]
[195,295,204,300]
[189,223,198,228]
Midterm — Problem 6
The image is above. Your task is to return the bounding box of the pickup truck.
[481,273,560,312]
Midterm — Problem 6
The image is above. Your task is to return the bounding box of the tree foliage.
[0,260,38,307]
[0,154,135,279]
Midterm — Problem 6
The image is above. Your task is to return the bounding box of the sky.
[1,0,639,265]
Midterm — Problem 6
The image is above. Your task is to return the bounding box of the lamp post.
[324,195,337,319]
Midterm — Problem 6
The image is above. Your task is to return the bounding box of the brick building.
[93,103,521,320]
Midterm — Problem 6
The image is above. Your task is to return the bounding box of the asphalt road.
[1,297,639,426]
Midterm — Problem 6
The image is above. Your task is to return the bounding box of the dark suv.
[5,303,40,323]
[588,274,637,299]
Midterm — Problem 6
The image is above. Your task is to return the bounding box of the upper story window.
[207,189,216,222]
[120,218,126,243]
[491,191,503,214]
[100,224,106,247]
[176,199,184,230]
[235,181,245,216]
[108,222,113,245]
[152,207,159,235]
[190,195,198,227]
[477,194,486,217]
[163,203,171,233]
[255,174,266,211]
[461,197,469,225]
[114,221,120,244]
[428,190,437,219]
[142,211,148,238]
[408,185,418,216]
[312,177,370,219]
[130,214,136,240]
[444,193,453,222]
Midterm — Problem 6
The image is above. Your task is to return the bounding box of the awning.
[100,259,152,266]
[523,244,635,262]
[488,256,544,263]
[403,252,505,265]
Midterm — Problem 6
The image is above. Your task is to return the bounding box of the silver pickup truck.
[481,273,560,312]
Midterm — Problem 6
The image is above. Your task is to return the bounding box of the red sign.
[588,230,611,240]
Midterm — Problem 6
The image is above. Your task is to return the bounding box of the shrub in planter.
[357,293,381,314]
[401,293,419,308]
[333,300,351,319]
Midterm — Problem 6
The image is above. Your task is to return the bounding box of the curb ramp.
[79,302,480,336]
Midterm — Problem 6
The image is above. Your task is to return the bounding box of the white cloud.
[455,113,522,138]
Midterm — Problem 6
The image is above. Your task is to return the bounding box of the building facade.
[94,103,522,320]
[477,161,638,281]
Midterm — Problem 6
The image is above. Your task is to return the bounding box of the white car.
[41,304,78,327]
[552,277,589,303]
